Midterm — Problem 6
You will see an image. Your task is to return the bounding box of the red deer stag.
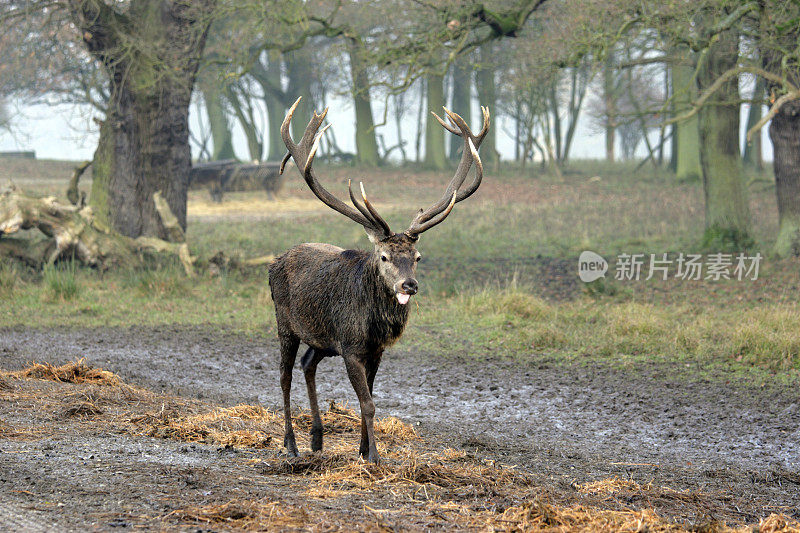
[269,97,489,463]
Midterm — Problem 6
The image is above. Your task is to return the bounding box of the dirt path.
[1,325,799,527]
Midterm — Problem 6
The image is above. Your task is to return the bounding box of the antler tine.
[456,137,483,203]
[408,139,481,235]
[359,182,392,236]
[407,191,458,235]
[406,106,490,236]
[348,179,386,233]
[282,96,389,236]
[280,97,302,152]
[431,110,460,135]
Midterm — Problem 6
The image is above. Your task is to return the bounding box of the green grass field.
[2,159,798,381]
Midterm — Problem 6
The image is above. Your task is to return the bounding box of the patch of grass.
[702,224,756,253]
[0,261,20,296]
[123,266,190,298]
[407,287,800,376]
[2,160,796,381]
[42,260,80,302]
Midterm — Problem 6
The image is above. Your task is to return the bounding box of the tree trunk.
[347,37,380,166]
[202,86,236,161]
[549,82,563,163]
[424,71,447,170]
[415,79,425,163]
[285,48,315,144]
[696,29,751,248]
[760,11,800,257]
[264,52,286,162]
[743,77,765,170]
[71,0,214,240]
[449,57,472,161]
[603,54,616,162]
[226,84,262,161]
[561,66,589,164]
[93,79,198,238]
[475,43,498,167]
[672,49,702,182]
[768,101,800,256]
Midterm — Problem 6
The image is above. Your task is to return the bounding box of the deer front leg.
[360,352,382,459]
[343,352,379,464]
[279,333,300,457]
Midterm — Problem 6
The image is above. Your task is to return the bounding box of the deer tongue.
[396,293,411,305]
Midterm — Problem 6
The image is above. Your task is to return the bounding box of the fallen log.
[0,185,195,276]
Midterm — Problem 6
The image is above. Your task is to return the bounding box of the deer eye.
[381,255,388,262]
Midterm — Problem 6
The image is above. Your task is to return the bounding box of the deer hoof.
[363,445,380,465]
[284,433,299,457]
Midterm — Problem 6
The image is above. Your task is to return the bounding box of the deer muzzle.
[395,278,418,305]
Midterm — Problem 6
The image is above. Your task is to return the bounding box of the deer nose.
[401,278,418,295]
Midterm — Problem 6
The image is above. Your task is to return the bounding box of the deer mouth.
[396,292,411,305]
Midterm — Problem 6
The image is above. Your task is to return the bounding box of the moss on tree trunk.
[475,44,499,167]
[769,101,800,257]
[264,52,286,162]
[697,29,752,250]
[424,72,447,170]
[347,38,380,167]
[671,49,702,182]
[285,49,316,147]
[449,58,472,162]
[73,0,214,240]
[91,81,195,239]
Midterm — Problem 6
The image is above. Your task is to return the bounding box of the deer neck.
[363,255,410,333]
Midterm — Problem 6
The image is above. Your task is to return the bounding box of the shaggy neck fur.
[358,252,410,350]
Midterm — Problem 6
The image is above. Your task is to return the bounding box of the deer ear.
[365,227,386,244]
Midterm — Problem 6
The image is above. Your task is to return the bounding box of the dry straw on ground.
[3,359,800,533]
[4,358,120,385]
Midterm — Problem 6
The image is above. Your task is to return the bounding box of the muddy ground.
[0,325,798,530]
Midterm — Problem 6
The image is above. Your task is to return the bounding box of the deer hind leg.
[279,333,300,457]
[301,347,326,452]
[343,352,380,464]
[359,352,383,459]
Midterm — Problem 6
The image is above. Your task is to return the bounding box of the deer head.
[280,97,490,304]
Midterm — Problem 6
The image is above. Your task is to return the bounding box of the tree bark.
[603,53,616,162]
[264,52,286,162]
[347,37,380,166]
[449,57,472,161]
[475,43,498,167]
[696,29,751,248]
[285,48,315,145]
[672,49,702,182]
[769,103,800,257]
[70,0,215,240]
[424,71,447,170]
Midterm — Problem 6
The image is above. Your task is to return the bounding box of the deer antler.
[405,106,490,237]
[280,97,392,238]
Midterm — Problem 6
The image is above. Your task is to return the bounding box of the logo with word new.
[578,251,608,282]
